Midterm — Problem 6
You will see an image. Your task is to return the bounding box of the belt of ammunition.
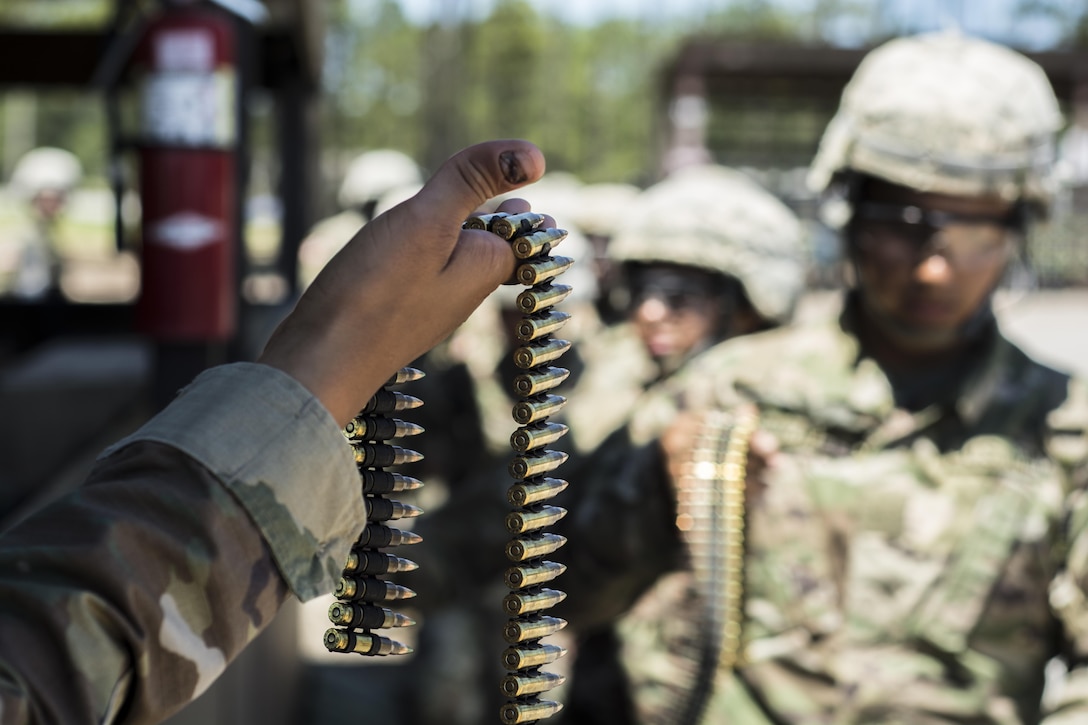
[323,629,412,656]
[365,496,424,522]
[515,256,575,286]
[343,549,419,575]
[512,366,571,397]
[327,601,415,629]
[511,227,568,259]
[500,670,567,698]
[505,505,567,535]
[345,416,424,442]
[501,642,567,670]
[507,478,569,508]
[499,699,563,725]
[491,211,548,240]
[474,211,574,718]
[359,470,422,495]
[504,560,567,589]
[502,587,566,617]
[512,338,572,370]
[505,532,567,562]
[335,575,416,603]
[516,283,572,314]
[515,310,571,342]
[326,367,426,658]
[510,421,569,454]
[356,523,422,548]
[502,615,567,644]
[509,449,569,480]
[511,394,568,426]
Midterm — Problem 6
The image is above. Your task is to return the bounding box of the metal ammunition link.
[462,211,572,722]
[324,366,425,658]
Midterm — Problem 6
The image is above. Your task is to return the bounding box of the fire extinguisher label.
[149,212,225,251]
[141,69,237,148]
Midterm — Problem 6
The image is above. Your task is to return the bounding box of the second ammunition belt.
[464,210,572,725]
[323,367,425,659]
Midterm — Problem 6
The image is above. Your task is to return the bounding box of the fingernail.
[500,150,529,184]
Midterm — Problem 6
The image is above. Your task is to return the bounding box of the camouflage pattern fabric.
[559,295,1088,724]
[0,364,360,722]
[807,31,1063,208]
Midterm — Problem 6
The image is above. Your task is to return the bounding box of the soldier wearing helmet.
[558,32,1088,725]
[4,147,82,300]
[563,164,806,453]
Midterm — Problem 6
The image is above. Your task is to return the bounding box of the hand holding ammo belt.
[321,209,575,725]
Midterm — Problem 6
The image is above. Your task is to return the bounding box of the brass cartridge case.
[507,477,569,507]
[352,443,423,468]
[343,548,419,575]
[501,641,567,670]
[511,394,567,426]
[491,211,547,240]
[510,422,569,454]
[359,470,423,495]
[499,699,563,725]
[505,505,567,535]
[345,417,424,442]
[510,227,567,259]
[515,255,574,286]
[509,449,569,480]
[502,614,568,644]
[500,670,567,698]
[463,212,507,230]
[357,523,422,548]
[516,283,572,314]
[323,629,411,656]
[504,560,567,589]
[327,601,415,629]
[512,338,571,370]
[505,532,567,562]
[515,310,571,342]
[366,497,424,522]
[512,366,570,396]
[335,574,416,602]
[502,587,566,616]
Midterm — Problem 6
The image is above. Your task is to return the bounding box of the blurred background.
[1,0,1087,722]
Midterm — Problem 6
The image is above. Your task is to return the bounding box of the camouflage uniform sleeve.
[1043,376,1088,723]
[0,363,361,723]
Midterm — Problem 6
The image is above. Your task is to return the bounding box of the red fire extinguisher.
[131,1,240,342]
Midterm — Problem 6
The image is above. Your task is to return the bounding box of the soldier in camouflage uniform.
[559,32,1088,724]
[0,140,545,723]
[555,164,807,721]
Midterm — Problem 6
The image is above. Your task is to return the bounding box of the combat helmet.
[609,164,806,325]
[9,147,83,200]
[338,149,422,211]
[807,31,1063,214]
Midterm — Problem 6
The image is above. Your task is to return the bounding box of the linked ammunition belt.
[323,210,573,724]
[324,368,426,657]
[464,211,572,724]
[673,408,756,724]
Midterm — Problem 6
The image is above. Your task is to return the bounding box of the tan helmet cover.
[807,31,1063,211]
[609,164,806,324]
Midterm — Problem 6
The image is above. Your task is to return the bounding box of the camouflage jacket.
[559,298,1088,724]
[0,364,361,723]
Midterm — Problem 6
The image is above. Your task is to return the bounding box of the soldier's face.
[851,180,1017,352]
[627,265,723,369]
